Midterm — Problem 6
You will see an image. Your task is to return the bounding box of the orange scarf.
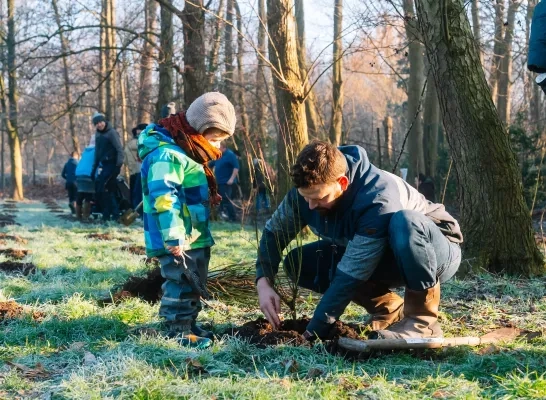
[159,111,223,206]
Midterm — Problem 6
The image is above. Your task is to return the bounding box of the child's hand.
[167,245,183,257]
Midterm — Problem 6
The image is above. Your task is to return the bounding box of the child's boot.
[165,320,213,349]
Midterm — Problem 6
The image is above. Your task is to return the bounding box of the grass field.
[0,200,545,399]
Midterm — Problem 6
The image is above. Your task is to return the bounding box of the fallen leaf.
[282,359,299,374]
[69,342,86,351]
[5,361,51,379]
[478,344,500,355]
[306,367,323,379]
[432,390,452,398]
[481,327,520,344]
[185,357,206,372]
[83,351,97,365]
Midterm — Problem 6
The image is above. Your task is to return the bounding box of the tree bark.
[253,0,268,147]
[489,0,505,104]
[403,0,425,182]
[415,0,544,275]
[119,67,128,145]
[5,0,23,200]
[267,0,309,200]
[295,0,321,138]
[423,67,439,178]
[496,1,521,126]
[51,0,81,156]
[137,0,159,124]
[471,0,482,64]
[99,0,107,112]
[207,0,225,90]
[103,0,116,121]
[156,0,174,121]
[223,0,235,100]
[383,116,393,164]
[329,0,344,146]
[182,0,206,107]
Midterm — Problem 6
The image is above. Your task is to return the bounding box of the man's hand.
[256,277,281,329]
[227,178,234,185]
[167,245,183,257]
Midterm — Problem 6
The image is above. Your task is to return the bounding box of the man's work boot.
[75,204,83,221]
[164,321,213,350]
[352,281,404,331]
[370,282,442,339]
[191,320,214,340]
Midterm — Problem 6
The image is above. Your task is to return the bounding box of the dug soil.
[0,249,31,259]
[223,317,362,347]
[0,261,36,275]
[0,300,44,321]
[121,245,146,256]
[0,233,28,244]
[86,233,114,241]
[102,265,163,304]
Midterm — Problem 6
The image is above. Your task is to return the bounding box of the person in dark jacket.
[256,141,463,342]
[91,112,124,221]
[61,151,80,214]
[209,142,239,222]
[416,173,436,202]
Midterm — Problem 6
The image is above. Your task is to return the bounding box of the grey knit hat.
[186,92,236,136]
[92,112,106,125]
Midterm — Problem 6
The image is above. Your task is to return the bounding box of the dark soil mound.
[100,266,163,305]
[0,261,36,275]
[121,245,146,256]
[0,248,31,259]
[223,317,361,347]
[0,233,27,244]
[86,233,114,241]
[0,300,44,321]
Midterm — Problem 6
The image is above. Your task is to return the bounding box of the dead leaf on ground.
[185,357,206,373]
[481,327,520,344]
[432,390,452,399]
[5,361,51,380]
[478,344,500,355]
[306,367,323,379]
[282,359,299,374]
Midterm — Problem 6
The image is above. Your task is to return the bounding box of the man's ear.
[338,175,349,191]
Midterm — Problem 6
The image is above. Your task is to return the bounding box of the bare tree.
[423,67,439,178]
[383,115,393,165]
[137,0,159,124]
[51,0,81,155]
[253,0,268,146]
[223,0,235,100]
[471,0,482,64]
[156,0,174,121]
[489,0,505,103]
[329,0,344,146]
[415,0,544,275]
[207,0,225,90]
[182,0,206,107]
[403,0,425,182]
[267,0,308,198]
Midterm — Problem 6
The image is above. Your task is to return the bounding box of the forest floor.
[0,199,545,399]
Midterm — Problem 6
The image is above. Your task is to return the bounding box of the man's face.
[297,177,349,216]
[95,121,106,131]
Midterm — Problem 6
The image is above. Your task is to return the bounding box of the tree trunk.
[156,0,174,121]
[253,0,268,147]
[223,0,235,100]
[99,0,107,112]
[51,0,80,156]
[423,67,439,178]
[403,0,425,183]
[182,0,206,107]
[471,0,482,64]
[5,0,22,200]
[295,0,321,138]
[496,1,521,127]
[415,0,544,275]
[267,0,309,200]
[137,0,159,124]
[383,116,393,165]
[119,67,128,145]
[329,0,344,146]
[207,0,225,90]
[489,0,505,104]
[102,0,116,121]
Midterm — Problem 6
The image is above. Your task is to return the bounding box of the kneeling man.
[256,141,463,341]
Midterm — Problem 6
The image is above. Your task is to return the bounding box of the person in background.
[75,135,97,221]
[209,142,239,222]
[138,92,237,349]
[91,112,124,221]
[416,173,436,203]
[125,123,147,215]
[61,151,79,215]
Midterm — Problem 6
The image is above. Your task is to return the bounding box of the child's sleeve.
[146,152,187,247]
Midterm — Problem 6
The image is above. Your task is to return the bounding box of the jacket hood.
[137,124,177,160]
[334,145,373,212]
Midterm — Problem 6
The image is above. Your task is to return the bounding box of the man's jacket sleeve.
[110,129,125,167]
[306,204,390,337]
[256,189,307,283]
[61,163,67,180]
[146,152,187,247]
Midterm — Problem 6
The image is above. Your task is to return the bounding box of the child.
[138,93,236,349]
[61,151,80,214]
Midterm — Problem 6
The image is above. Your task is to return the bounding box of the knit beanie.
[132,123,148,137]
[160,102,177,119]
[186,92,236,136]
[92,112,106,125]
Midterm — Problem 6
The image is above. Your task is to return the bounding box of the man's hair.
[290,140,347,188]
